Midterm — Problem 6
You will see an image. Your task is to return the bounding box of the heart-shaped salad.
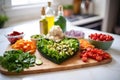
[37,38,79,64]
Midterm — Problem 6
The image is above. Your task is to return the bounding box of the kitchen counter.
[70,16,102,26]
[0,20,120,80]
[68,15,103,30]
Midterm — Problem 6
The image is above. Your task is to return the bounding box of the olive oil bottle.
[46,2,55,32]
[40,7,48,35]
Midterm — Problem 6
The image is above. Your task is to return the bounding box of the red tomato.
[80,48,111,62]
[82,57,88,62]
[103,53,111,59]
[89,33,113,41]
[92,54,97,59]
[82,53,88,57]
[87,52,93,57]
[96,56,103,61]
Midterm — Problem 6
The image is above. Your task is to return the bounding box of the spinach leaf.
[0,50,36,73]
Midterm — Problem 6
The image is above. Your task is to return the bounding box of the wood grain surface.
[0,46,112,75]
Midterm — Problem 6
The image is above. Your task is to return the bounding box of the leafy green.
[54,16,66,32]
[0,15,8,28]
[37,38,79,64]
[63,5,73,10]
[0,50,36,73]
[31,34,44,39]
[0,15,8,23]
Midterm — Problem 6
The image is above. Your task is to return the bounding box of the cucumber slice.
[35,59,43,65]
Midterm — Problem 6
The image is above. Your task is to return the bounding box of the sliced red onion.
[65,30,85,38]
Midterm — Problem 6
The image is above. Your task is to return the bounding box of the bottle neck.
[41,7,46,19]
[58,11,63,16]
[46,7,55,16]
[58,5,64,16]
[41,15,46,19]
[48,2,51,7]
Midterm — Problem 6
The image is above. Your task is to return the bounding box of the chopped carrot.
[79,39,94,50]
[11,39,36,54]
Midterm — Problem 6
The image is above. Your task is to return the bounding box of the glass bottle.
[40,7,48,35]
[73,0,81,14]
[81,0,94,14]
[45,2,55,32]
[55,5,66,32]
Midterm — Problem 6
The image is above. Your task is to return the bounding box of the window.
[11,0,53,6]
[3,0,56,25]
[3,0,53,8]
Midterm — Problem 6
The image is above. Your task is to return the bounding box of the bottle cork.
[58,5,63,11]
[48,2,51,7]
[41,7,45,15]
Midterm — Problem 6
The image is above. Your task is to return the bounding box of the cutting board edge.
[0,58,112,75]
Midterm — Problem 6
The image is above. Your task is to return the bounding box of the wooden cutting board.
[0,46,112,75]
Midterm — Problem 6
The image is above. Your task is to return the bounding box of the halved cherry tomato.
[82,57,88,62]
[80,48,111,62]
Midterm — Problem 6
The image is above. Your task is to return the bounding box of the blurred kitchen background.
[0,0,120,35]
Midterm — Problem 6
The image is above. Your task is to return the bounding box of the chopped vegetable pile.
[79,39,94,50]
[46,25,65,42]
[0,29,114,74]
[6,31,24,44]
[31,34,44,40]
[12,39,36,54]
[80,48,111,62]
[37,38,79,64]
[0,50,36,73]
[89,33,114,41]
[65,30,84,38]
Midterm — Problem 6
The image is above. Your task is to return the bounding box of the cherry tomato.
[87,52,92,57]
[80,48,111,62]
[82,57,88,62]
[89,33,113,41]
[96,56,103,61]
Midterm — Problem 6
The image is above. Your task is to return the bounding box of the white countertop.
[0,20,120,80]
